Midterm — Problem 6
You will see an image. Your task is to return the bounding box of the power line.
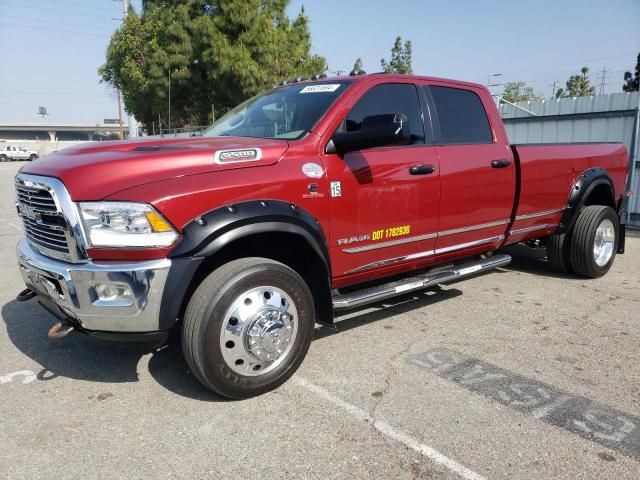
[499,53,636,76]
[0,14,115,31]
[0,94,110,98]
[0,1,116,19]
[0,22,109,38]
[476,52,637,82]
[32,0,116,12]
[493,69,628,88]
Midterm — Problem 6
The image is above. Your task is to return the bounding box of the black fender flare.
[158,200,330,330]
[557,167,615,235]
[168,200,330,269]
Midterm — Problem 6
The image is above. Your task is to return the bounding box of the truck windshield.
[204,81,352,140]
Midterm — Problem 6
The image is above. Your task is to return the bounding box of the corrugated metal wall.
[499,92,640,226]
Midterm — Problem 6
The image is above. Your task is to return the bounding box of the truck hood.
[19,136,289,200]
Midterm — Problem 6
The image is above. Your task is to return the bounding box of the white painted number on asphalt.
[573,408,637,443]
[0,370,37,385]
[458,364,506,386]
[410,348,640,459]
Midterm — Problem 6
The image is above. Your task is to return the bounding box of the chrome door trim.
[509,224,555,235]
[514,208,564,221]
[434,235,504,255]
[437,219,510,237]
[342,219,510,254]
[346,249,435,274]
[343,232,437,253]
[346,235,505,273]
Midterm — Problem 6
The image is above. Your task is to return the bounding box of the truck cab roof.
[280,72,488,92]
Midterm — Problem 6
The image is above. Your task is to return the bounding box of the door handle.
[491,159,512,168]
[409,164,436,175]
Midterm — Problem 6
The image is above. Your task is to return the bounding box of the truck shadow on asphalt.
[315,286,463,341]
[498,244,577,279]
[2,286,464,401]
[1,243,580,401]
[1,298,225,401]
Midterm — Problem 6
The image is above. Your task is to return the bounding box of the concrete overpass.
[0,123,129,142]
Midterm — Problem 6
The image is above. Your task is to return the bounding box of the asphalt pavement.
[1,161,638,480]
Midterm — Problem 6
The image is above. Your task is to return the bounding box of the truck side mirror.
[327,113,409,155]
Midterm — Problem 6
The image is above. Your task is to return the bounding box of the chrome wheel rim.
[593,218,615,267]
[220,286,298,376]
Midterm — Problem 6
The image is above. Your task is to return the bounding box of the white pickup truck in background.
[0,145,39,161]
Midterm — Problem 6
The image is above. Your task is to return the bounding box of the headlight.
[78,202,178,248]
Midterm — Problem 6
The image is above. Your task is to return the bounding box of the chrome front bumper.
[17,237,171,332]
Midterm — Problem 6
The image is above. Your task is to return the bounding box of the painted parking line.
[408,348,640,460]
[294,376,486,480]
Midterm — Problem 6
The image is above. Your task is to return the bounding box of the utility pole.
[114,0,129,139]
[550,81,559,98]
[598,66,609,95]
[117,92,124,139]
[487,73,502,86]
[487,73,503,92]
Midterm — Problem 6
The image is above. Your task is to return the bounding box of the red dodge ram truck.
[14,73,629,398]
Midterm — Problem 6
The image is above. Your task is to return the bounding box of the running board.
[332,254,511,311]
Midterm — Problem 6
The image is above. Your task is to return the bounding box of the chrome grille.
[15,175,87,263]
[15,184,57,212]
[22,216,69,254]
[15,179,72,259]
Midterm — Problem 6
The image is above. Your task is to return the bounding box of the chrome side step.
[332,254,511,311]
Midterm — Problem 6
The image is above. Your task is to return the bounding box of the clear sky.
[0,0,638,124]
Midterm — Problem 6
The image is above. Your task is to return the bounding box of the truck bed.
[506,142,628,244]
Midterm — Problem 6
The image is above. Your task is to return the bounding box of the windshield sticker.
[300,84,341,94]
[214,148,262,164]
[302,162,324,178]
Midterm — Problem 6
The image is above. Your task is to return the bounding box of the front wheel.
[569,205,619,278]
[182,257,315,399]
[29,154,38,161]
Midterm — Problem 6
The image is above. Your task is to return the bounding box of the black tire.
[546,232,574,274]
[0,154,7,162]
[569,205,619,278]
[29,154,38,161]
[182,257,315,399]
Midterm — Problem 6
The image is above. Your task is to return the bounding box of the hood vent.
[133,145,184,152]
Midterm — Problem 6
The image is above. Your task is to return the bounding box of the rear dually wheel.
[569,205,619,278]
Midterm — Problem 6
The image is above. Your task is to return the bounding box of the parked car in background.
[1,145,39,161]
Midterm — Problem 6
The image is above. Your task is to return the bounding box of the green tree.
[622,53,640,92]
[555,67,596,98]
[501,82,543,103]
[99,1,327,130]
[380,36,413,74]
[351,57,364,74]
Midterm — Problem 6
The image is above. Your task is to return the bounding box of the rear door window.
[427,86,492,144]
